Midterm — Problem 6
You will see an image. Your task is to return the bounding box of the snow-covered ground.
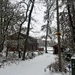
[0,51,68,75]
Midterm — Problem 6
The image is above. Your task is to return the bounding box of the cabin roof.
[7,32,38,43]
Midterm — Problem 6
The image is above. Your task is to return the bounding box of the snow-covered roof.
[71,54,75,59]
[71,57,75,59]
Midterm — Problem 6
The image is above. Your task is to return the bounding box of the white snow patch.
[0,53,67,75]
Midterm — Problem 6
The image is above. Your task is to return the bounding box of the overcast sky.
[31,2,46,38]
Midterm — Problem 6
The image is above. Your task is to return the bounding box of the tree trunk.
[22,0,35,60]
[45,20,49,53]
[0,0,3,52]
[67,3,75,53]
[45,0,50,53]
[56,0,62,72]
[17,1,31,58]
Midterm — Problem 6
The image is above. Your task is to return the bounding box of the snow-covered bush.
[62,49,72,61]
[38,51,44,55]
[25,52,36,59]
[47,57,67,73]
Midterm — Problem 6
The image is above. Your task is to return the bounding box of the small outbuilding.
[52,44,58,54]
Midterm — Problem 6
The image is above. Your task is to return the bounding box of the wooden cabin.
[6,32,38,52]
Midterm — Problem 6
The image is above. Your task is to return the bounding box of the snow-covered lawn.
[0,52,68,75]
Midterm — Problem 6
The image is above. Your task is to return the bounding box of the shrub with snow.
[47,57,67,73]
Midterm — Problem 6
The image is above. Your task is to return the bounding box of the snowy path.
[0,53,61,75]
